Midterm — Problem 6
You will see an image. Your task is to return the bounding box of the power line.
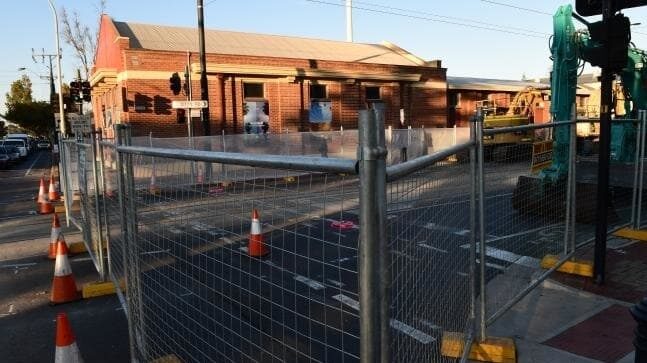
[479,0,552,16]
[350,0,548,36]
[304,0,547,38]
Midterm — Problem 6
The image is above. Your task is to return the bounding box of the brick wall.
[93,48,448,136]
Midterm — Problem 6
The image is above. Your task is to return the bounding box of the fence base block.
[613,227,647,242]
[68,241,88,254]
[82,281,120,299]
[148,354,182,363]
[441,332,516,363]
[540,254,593,277]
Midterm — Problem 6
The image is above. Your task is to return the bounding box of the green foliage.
[0,120,6,137]
[4,102,54,136]
[5,75,33,108]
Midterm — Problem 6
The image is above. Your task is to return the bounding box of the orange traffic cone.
[49,173,60,202]
[248,209,269,257]
[49,213,62,260]
[37,177,54,215]
[50,239,80,304]
[54,312,84,362]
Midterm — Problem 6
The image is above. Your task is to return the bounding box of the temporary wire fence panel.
[76,142,104,273]
[124,150,362,362]
[386,153,473,362]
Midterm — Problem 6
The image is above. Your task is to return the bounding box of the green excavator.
[512,4,647,218]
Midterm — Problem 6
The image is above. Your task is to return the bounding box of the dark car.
[0,151,8,169]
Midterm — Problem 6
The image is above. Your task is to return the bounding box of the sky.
[2,0,647,114]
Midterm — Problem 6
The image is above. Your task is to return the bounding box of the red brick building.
[90,15,448,137]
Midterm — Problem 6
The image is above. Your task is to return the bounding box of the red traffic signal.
[169,73,182,95]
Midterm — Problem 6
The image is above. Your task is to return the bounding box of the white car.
[1,139,28,158]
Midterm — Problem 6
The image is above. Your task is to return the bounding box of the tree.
[60,0,106,79]
[5,102,54,136]
[5,75,33,108]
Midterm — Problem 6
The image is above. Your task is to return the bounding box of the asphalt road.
[0,150,130,363]
[93,155,637,363]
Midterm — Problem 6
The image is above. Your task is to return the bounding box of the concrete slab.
[487,279,612,343]
[616,351,635,363]
[514,338,603,363]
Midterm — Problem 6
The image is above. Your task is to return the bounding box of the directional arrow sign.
[172,100,208,109]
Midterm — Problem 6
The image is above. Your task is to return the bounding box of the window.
[365,86,380,100]
[243,83,264,99]
[449,92,462,108]
[310,84,327,99]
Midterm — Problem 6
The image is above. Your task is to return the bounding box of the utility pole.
[47,0,66,136]
[593,0,614,285]
[196,0,211,136]
[346,0,353,42]
[31,49,57,108]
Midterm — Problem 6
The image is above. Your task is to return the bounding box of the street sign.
[172,100,208,109]
[68,114,92,134]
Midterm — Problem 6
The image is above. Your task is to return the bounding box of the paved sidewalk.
[490,238,644,363]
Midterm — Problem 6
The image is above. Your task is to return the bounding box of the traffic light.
[81,81,91,102]
[170,72,181,95]
[576,0,647,16]
[586,14,631,71]
[69,81,80,102]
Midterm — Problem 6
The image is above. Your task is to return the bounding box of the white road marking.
[454,229,470,236]
[418,243,448,254]
[24,152,43,176]
[190,222,210,231]
[391,249,418,261]
[70,257,92,262]
[460,244,540,269]
[327,279,345,288]
[140,249,170,256]
[331,231,347,239]
[456,271,469,277]
[418,319,442,331]
[1,262,37,268]
[485,223,563,243]
[476,259,506,271]
[168,227,183,234]
[239,246,249,253]
[328,255,357,264]
[333,294,435,344]
[294,275,326,290]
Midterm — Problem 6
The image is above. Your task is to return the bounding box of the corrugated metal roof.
[447,76,549,92]
[113,20,425,67]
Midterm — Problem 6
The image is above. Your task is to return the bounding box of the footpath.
[490,235,645,363]
[0,151,129,363]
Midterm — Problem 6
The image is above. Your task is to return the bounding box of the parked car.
[6,134,31,153]
[1,140,27,158]
[1,146,21,163]
[0,151,8,169]
[37,140,51,150]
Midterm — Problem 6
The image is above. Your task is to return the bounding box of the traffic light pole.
[593,0,614,285]
[197,0,211,137]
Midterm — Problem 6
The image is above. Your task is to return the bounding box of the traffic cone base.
[55,313,84,362]
[248,209,269,257]
[39,201,55,215]
[50,241,80,305]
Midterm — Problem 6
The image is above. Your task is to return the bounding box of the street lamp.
[47,0,66,136]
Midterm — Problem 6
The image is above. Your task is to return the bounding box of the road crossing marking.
[140,249,170,256]
[390,249,418,261]
[294,275,326,290]
[460,244,540,269]
[417,243,448,254]
[327,279,345,288]
[328,255,357,264]
[332,294,435,344]
[476,259,506,271]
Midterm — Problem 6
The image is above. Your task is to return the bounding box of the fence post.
[563,105,576,256]
[475,107,487,341]
[358,110,388,362]
[77,138,92,253]
[90,130,106,282]
[58,134,71,226]
[636,111,646,229]
[462,114,478,362]
[96,130,112,278]
[114,124,138,361]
